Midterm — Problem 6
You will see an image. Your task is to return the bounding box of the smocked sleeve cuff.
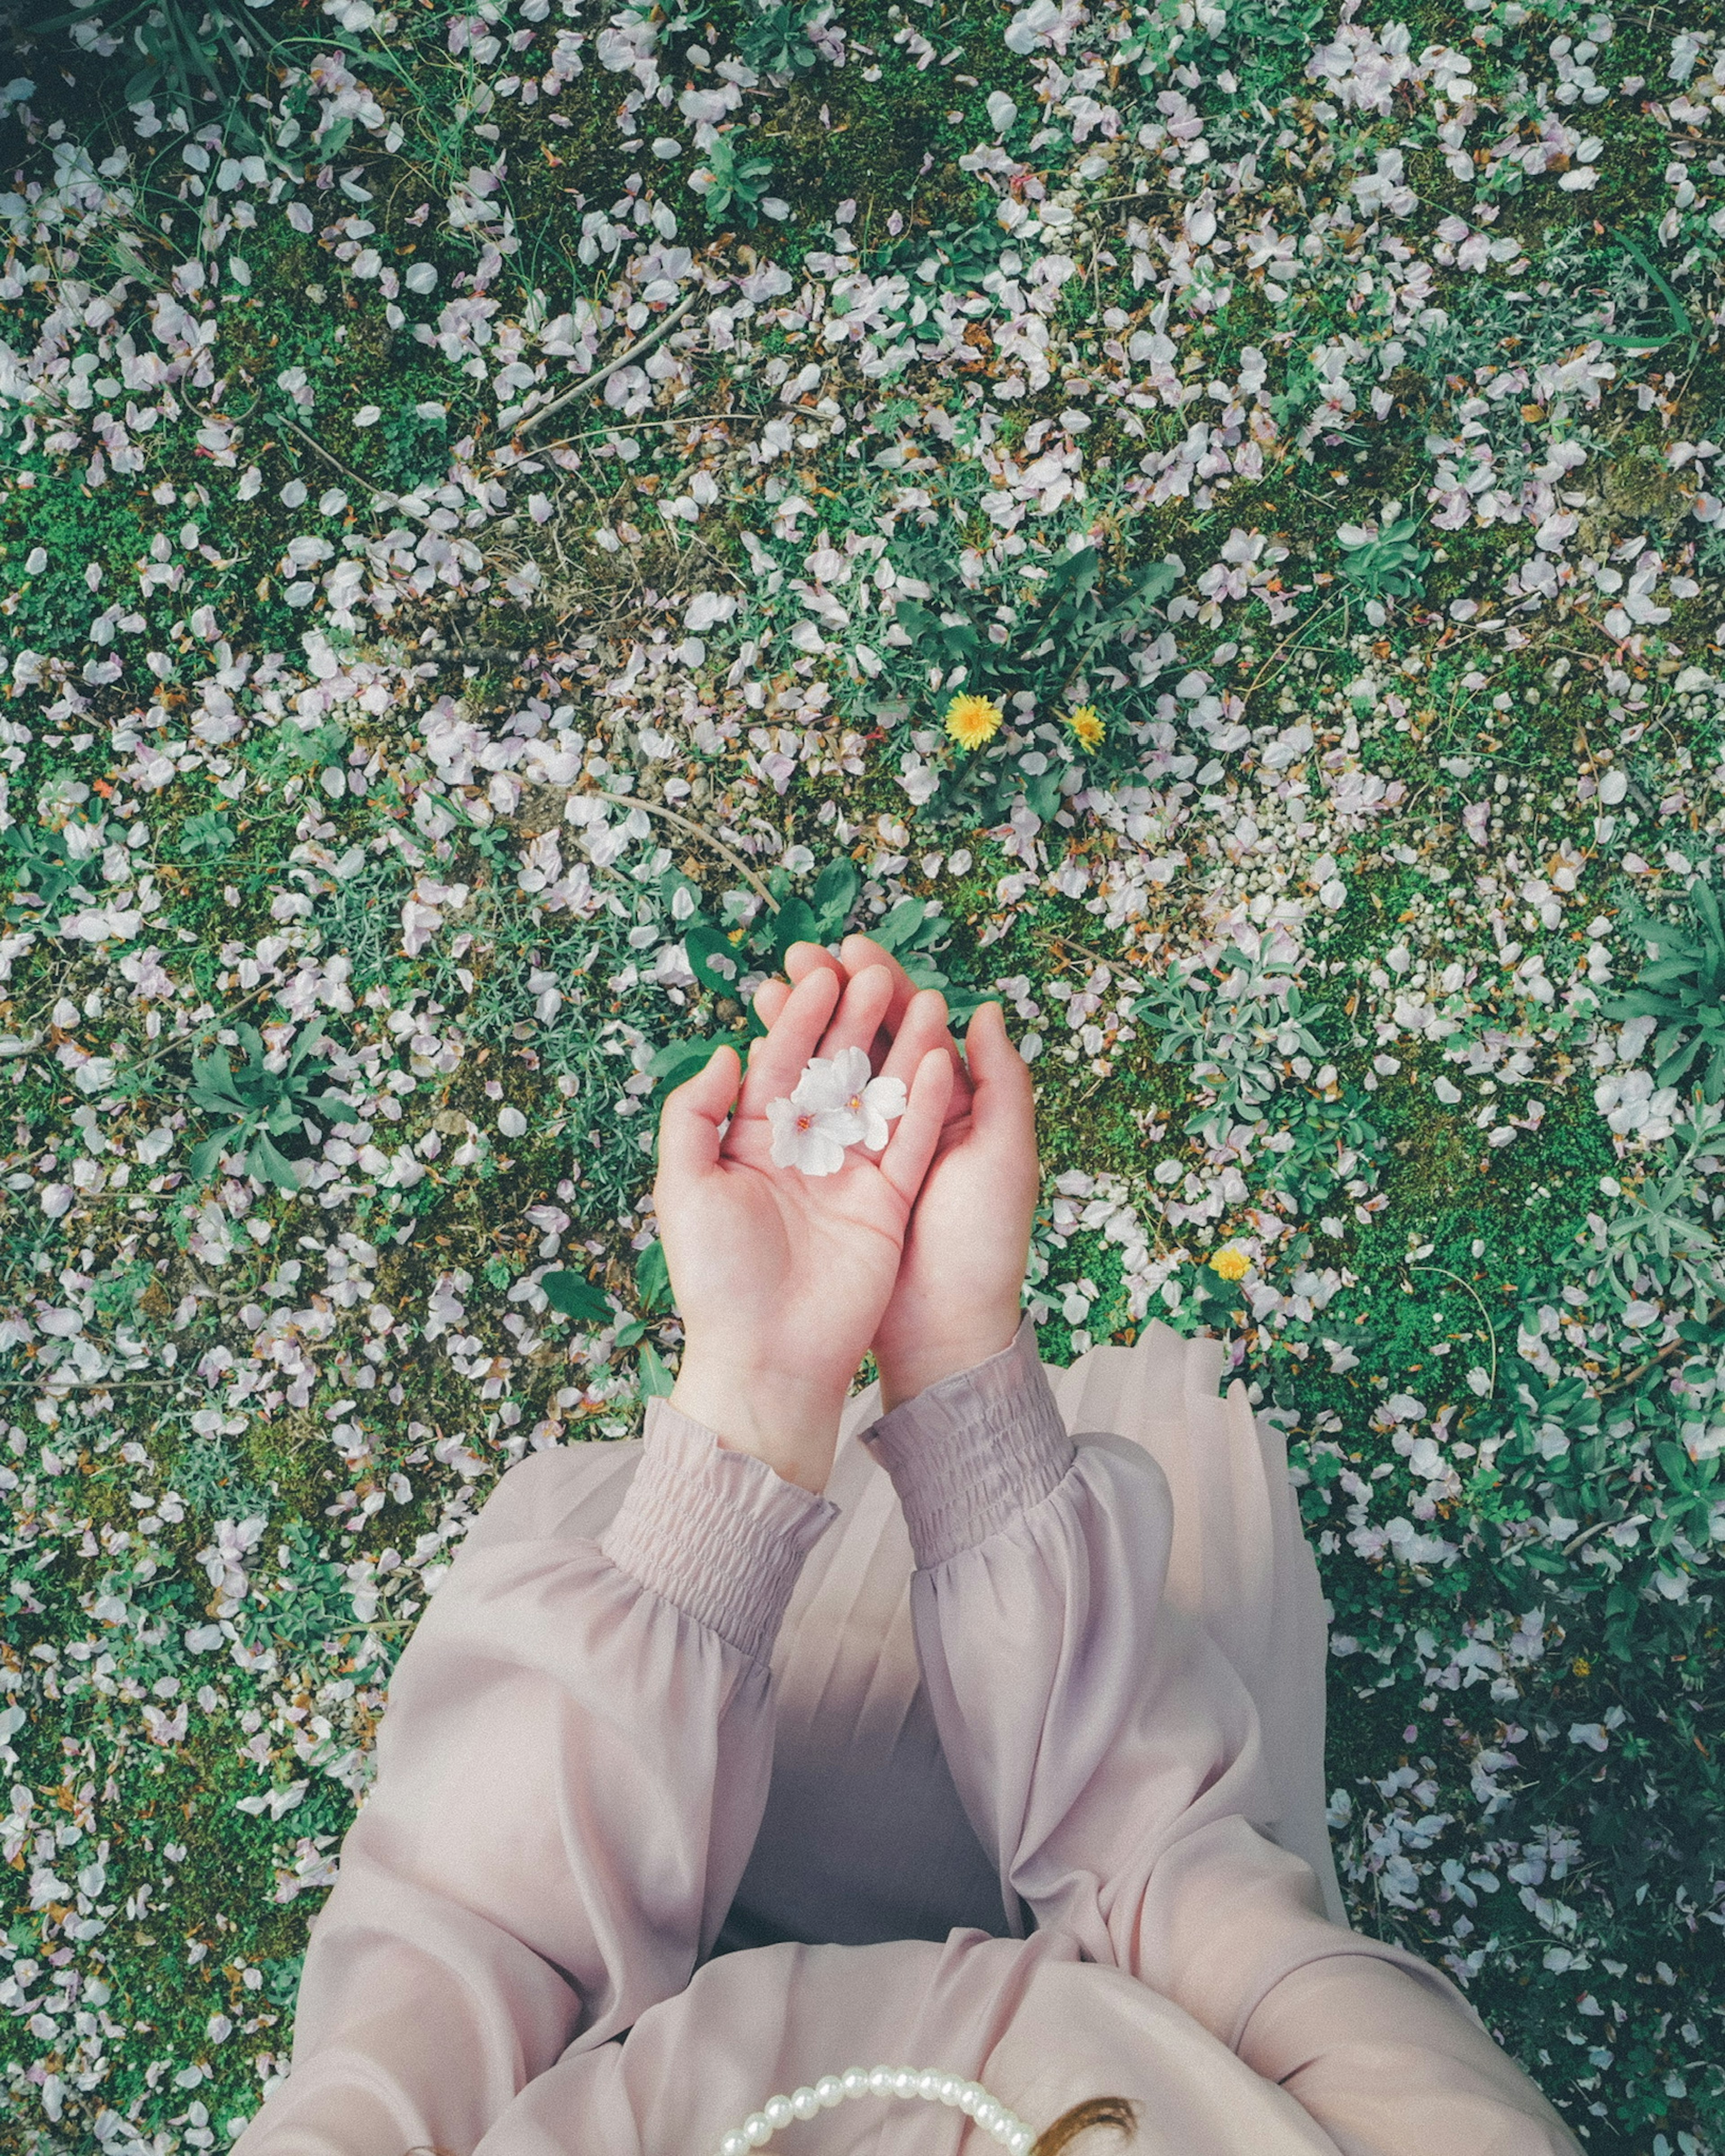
[597,1399,840,1666]
[859,1315,1076,1570]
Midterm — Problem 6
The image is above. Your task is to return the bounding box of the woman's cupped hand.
[654,961,953,1492]
[653,938,1041,1494]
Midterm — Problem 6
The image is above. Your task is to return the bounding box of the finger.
[839,934,920,1036]
[784,941,845,985]
[965,997,1037,1149]
[753,942,838,1030]
[752,978,792,1029]
[737,963,843,1112]
[877,985,960,1097]
[655,1045,740,1184]
[877,1047,955,1205]
[789,938,898,1063]
[811,961,896,1065]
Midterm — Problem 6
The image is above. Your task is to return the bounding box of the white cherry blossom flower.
[812,1045,907,1152]
[766,1080,854,1176]
[767,1049,907,1174]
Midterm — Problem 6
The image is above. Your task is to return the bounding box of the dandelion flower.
[1210,1246,1251,1282]
[1065,704,1104,753]
[944,692,1004,751]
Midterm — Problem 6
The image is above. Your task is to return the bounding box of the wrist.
[668,1345,852,1494]
[873,1308,1026,1414]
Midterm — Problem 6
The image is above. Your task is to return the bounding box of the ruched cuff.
[598,1400,840,1666]
[859,1315,1076,1569]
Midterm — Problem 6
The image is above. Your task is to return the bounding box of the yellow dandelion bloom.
[1065,704,1105,753]
[944,692,1004,751]
[1210,1247,1251,1282]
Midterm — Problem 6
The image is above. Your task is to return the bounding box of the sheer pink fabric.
[232,1320,1578,2156]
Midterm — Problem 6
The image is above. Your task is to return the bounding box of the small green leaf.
[636,1239,673,1314]
[685,923,744,997]
[638,1342,677,1398]
[1024,767,1066,823]
[541,1271,612,1323]
[180,812,236,859]
[873,897,928,952]
[769,895,818,964]
[942,986,999,1027]
[614,1317,648,1349]
[647,1037,712,1081]
[248,1134,304,1192]
[187,1133,231,1185]
[811,853,861,938]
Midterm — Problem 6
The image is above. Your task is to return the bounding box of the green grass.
[1,0,1724,2147]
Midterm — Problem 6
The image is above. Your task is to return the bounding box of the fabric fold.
[601,1395,842,1667]
[860,1316,1076,1569]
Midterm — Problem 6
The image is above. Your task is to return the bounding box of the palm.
[665,1110,912,1384]
[764,937,1039,1404]
[651,960,955,1484]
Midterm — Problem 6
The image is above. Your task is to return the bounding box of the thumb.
[656,1045,740,1186]
[966,996,1035,1142]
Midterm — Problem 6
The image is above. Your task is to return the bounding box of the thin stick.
[280,418,376,495]
[1597,1333,1689,1399]
[594,791,780,912]
[119,978,280,1083]
[0,1375,187,1390]
[1407,1263,1498,1397]
[529,409,765,456]
[518,289,705,440]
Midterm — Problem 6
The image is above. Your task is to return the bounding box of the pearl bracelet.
[710,2064,1033,2156]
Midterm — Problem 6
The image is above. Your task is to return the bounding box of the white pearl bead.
[711,2062,1029,2155]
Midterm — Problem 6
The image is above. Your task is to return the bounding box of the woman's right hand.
[653,961,953,1492]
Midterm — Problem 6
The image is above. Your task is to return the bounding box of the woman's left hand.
[654,962,953,1492]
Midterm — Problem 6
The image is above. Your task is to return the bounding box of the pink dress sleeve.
[234,1404,838,2156]
[862,1319,1580,2156]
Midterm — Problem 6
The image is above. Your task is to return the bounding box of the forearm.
[1240,1953,1583,2156]
[238,1403,838,2153]
[668,1346,851,1494]
[863,1331,1577,2154]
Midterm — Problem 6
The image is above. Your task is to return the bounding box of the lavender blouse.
[233,1319,1579,2156]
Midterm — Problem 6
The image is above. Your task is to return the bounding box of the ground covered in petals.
[1,0,1724,2147]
